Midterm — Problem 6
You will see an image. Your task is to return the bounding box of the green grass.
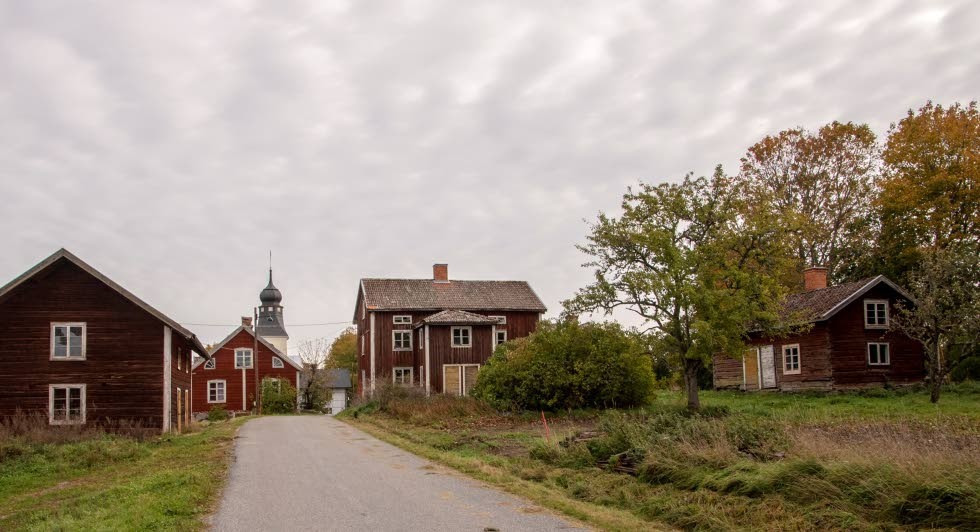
[0,418,248,531]
[342,384,980,531]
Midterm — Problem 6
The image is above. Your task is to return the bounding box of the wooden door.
[743,348,759,390]
[462,365,479,395]
[760,345,777,389]
[443,365,461,396]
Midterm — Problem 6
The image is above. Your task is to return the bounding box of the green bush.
[261,377,297,414]
[471,319,655,410]
[207,405,229,422]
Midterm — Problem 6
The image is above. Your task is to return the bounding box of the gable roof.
[416,309,503,326]
[355,278,546,321]
[325,368,352,389]
[782,275,913,323]
[194,325,303,371]
[0,248,208,356]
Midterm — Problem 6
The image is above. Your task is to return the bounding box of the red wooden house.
[713,267,925,391]
[0,249,208,433]
[191,320,302,414]
[353,264,547,397]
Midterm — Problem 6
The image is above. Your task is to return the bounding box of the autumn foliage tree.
[565,169,794,410]
[738,122,879,283]
[326,327,358,388]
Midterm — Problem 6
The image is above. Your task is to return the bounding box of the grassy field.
[341,383,980,531]
[0,417,248,531]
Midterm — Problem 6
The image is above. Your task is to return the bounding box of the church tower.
[256,269,289,355]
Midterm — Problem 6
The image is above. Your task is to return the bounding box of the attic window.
[235,348,253,369]
[51,323,86,360]
[272,357,284,368]
[864,300,888,328]
[489,315,506,325]
[393,315,412,324]
[204,358,216,369]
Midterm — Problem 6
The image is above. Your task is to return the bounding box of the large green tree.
[326,327,358,387]
[738,122,879,283]
[565,169,794,410]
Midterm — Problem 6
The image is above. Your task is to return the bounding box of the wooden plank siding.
[0,259,171,429]
[354,302,541,396]
[191,329,299,414]
[426,324,494,394]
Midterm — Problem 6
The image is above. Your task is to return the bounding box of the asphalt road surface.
[211,415,583,531]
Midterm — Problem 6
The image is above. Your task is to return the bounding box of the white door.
[330,389,346,415]
[760,345,777,389]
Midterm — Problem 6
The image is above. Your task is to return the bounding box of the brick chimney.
[433,263,449,283]
[241,316,253,328]
[803,267,829,291]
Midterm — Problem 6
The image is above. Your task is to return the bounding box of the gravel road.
[211,415,583,531]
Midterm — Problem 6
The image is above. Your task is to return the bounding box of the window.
[393,367,413,385]
[208,380,226,403]
[443,364,480,396]
[495,330,507,346]
[393,331,412,351]
[272,356,284,368]
[235,348,253,369]
[393,315,412,324]
[864,299,889,328]
[782,344,801,375]
[49,384,85,425]
[489,315,506,325]
[451,326,472,347]
[868,342,890,365]
[177,348,182,371]
[204,358,216,369]
[51,323,86,360]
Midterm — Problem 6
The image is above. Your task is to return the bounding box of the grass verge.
[0,417,248,531]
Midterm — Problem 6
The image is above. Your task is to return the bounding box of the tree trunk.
[930,378,942,403]
[929,342,943,404]
[682,357,702,411]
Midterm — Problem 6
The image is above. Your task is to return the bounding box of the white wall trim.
[424,325,431,395]
[162,326,172,433]
[369,312,376,394]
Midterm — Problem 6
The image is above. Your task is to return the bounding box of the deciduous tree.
[297,338,330,410]
[326,327,357,388]
[738,122,879,283]
[565,169,794,410]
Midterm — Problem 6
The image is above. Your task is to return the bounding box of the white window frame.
[393,367,413,385]
[50,322,87,360]
[393,315,412,324]
[49,384,86,425]
[489,315,506,325]
[392,330,413,351]
[782,344,801,375]
[234,348,253,369]
[867,342,890,366]
[495,329,507,346]
[451,326,472,348]
[272,356,284,368]
[208,380,227,403]
[864,299,889,329]
[442,364,480,396]
[204,358,216,369]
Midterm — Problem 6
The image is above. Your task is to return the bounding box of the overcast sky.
[1,0,976,347]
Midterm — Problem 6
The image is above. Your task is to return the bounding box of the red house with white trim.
[191,321,302,414]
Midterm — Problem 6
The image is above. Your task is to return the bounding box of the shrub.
[208,405,229,422]
[471,319,655,410]
[261,377,297,414]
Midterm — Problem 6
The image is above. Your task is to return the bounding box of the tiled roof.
[359,278,547,313]
[781,275,911,322]
[418,309,504,326]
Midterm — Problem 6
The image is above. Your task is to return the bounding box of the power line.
[180,320,351,327]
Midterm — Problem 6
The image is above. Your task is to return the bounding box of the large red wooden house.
[353,264,547,397]
[0,249,208,433]
[191,319,302,415]
[713,267,925,391]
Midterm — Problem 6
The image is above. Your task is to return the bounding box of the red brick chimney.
[804,267,828,291]
[241,316,253,328]
[433,263,449,283]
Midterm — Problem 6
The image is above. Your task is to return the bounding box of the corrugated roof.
[417,309,503,326]
[359,278,547,313]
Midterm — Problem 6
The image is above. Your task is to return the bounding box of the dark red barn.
[0,249,208,433]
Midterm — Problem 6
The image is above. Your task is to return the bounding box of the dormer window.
[864,300,888,328]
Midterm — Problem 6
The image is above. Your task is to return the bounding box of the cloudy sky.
[1,0,976,347]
